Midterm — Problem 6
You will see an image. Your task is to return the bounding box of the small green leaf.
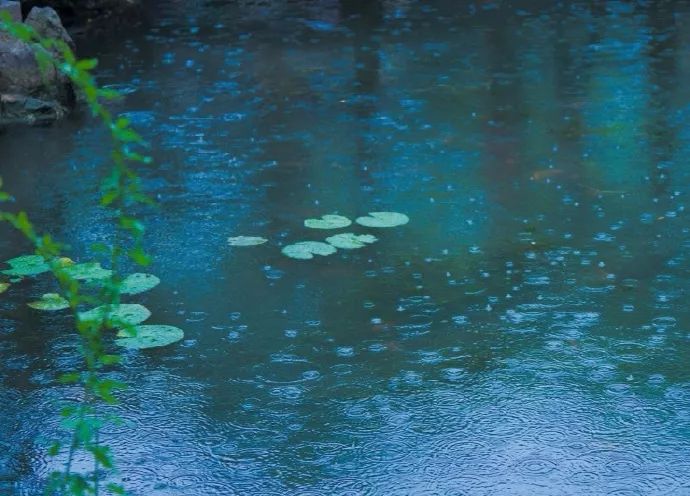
[47,441,61,457]
[304,214,352,229]
[115,325,184,349]
[227,236,268,247]
[129,246,151,266]
[106,483,126,495]
[120,273,160,295]
[88,445,113,468]
[99,354,121,366]
[0,282,8,294]
[281,241,337,260]
[325,233,378,250]
[76,58,98,71]
[28,293,69,311]
[355,211,409,228]
[58,372,80,384]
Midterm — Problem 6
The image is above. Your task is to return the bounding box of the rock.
[25,6,74,51]
[0,6,74,125]
[20,0,141,23]
[0,92,66,124]
[0,1,22,22]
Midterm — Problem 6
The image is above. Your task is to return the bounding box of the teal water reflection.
[2,1,690,494]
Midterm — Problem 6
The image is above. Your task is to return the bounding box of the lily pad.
[121,273,160,295]
[28,293,69,311]
[115,325,184,349]
[326,233,378,250]
[79,303,151,327]
[2,254,50,277]
[63,262,113,281]
[304,214,352,230]
[281,241,337,260]
[0,282,8,294]
[355,211,409,228]
[227,236,268,247]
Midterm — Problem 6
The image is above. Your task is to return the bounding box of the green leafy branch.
[0,12,156,495]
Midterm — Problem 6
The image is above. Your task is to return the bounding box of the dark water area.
[3,0,690,494]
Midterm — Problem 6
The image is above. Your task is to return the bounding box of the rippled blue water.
[3,1,690,494]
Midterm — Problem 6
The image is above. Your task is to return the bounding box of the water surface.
[3,1,690,494]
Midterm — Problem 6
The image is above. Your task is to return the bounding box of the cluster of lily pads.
[228,211,409,260]
[0,254,184,349]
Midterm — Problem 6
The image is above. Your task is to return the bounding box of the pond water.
[3,0,690,494]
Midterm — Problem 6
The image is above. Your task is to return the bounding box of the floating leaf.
[63,262,113,281]
[355,211,409,228]
[28,293,69,311]
[281,241,337,260]
[304,214,351,230]
[115,325,184,349]
[0,282,9,294]
[120,273,160,295]
[326,233,378,250]
[2,254,49,277]
[79,304,151,327]
[227,236,268,247]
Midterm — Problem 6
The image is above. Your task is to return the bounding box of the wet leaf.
[28,293,69,311]
[0,282,8,294]
[227,236,268,247]
[326,233,378,250]
[355,211,409,228]
[281,241,337,260]
[1,254,49,277]
[79,304,151,327]
[115,325,184,349]
[120,273,160,295]
[304,214,351,229]
[63,262,113,281]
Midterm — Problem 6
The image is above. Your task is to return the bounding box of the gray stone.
[25,6,75,52]
[0,1,21,22]
[0,6,75,125]
[0,93,66,125]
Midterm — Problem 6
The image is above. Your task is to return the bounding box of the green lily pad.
[326,233,378,250]
[2,254,50,277]
[281,241,337,260]
[0,282,8,294]
[63,262,113,281]
[304,214,352,230]
[120,273,160,295]
[227,236,268,246]
[115,325,184,349]
[28,293,69,311]
[355,211,409,228]
[79,303,151,327]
